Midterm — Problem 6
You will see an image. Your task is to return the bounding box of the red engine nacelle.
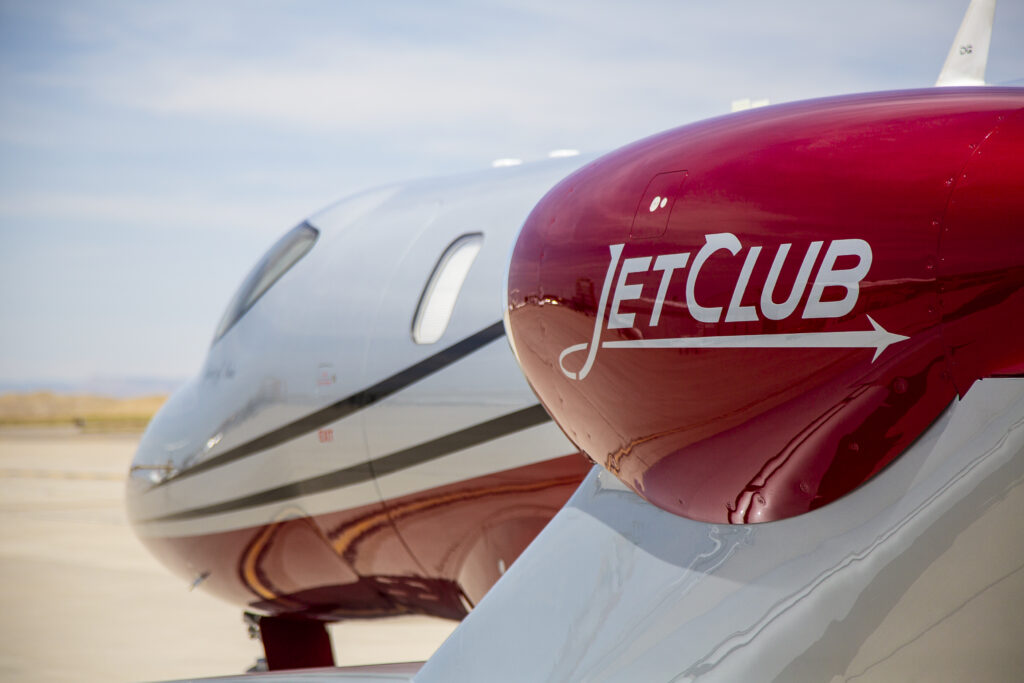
[506,88,1024,524]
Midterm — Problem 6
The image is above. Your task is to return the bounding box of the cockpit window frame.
[212,222,319,344]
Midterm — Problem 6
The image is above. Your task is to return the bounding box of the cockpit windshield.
[212,222,319,343]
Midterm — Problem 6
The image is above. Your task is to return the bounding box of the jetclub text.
[557,233,907,380]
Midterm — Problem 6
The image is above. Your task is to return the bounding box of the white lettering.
[725,246,762,323]
[649,253,689,327]
[608,256,652,329]
[686,233,741,323]
[761,241,823,320]
[559,243,624,381]
[557,237,892,381]
[803,239,872,319]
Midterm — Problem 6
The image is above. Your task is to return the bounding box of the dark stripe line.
[141,404,551,523]
[163,321,507,485]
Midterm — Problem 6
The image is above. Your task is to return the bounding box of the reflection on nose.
[126,378,204,488]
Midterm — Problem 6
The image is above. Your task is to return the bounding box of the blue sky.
[0,0,1022,392]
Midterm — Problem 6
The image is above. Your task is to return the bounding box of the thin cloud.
[0,190,296,235]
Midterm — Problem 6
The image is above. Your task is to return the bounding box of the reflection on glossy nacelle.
[508,88,1024,524]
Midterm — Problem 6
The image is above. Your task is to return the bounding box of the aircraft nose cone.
[125,379,206,517]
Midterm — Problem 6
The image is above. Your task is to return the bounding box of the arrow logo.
[604,315,906,360]
[560,316,908,380]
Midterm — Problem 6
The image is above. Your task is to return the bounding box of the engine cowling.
[506,88,1024,524]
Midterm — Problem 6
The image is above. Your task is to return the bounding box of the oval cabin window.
[412,233,483,344]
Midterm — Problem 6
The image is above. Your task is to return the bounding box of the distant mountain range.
[0,376,185,398]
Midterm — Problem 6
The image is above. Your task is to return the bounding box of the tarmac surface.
[0,428,456,682]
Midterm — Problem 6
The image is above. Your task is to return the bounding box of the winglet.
[936,0,997,86]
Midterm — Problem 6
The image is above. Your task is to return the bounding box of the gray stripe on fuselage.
[137,404,551,523]
[158,321,507,487]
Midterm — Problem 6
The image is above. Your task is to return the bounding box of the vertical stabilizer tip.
[936,0,996,86]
